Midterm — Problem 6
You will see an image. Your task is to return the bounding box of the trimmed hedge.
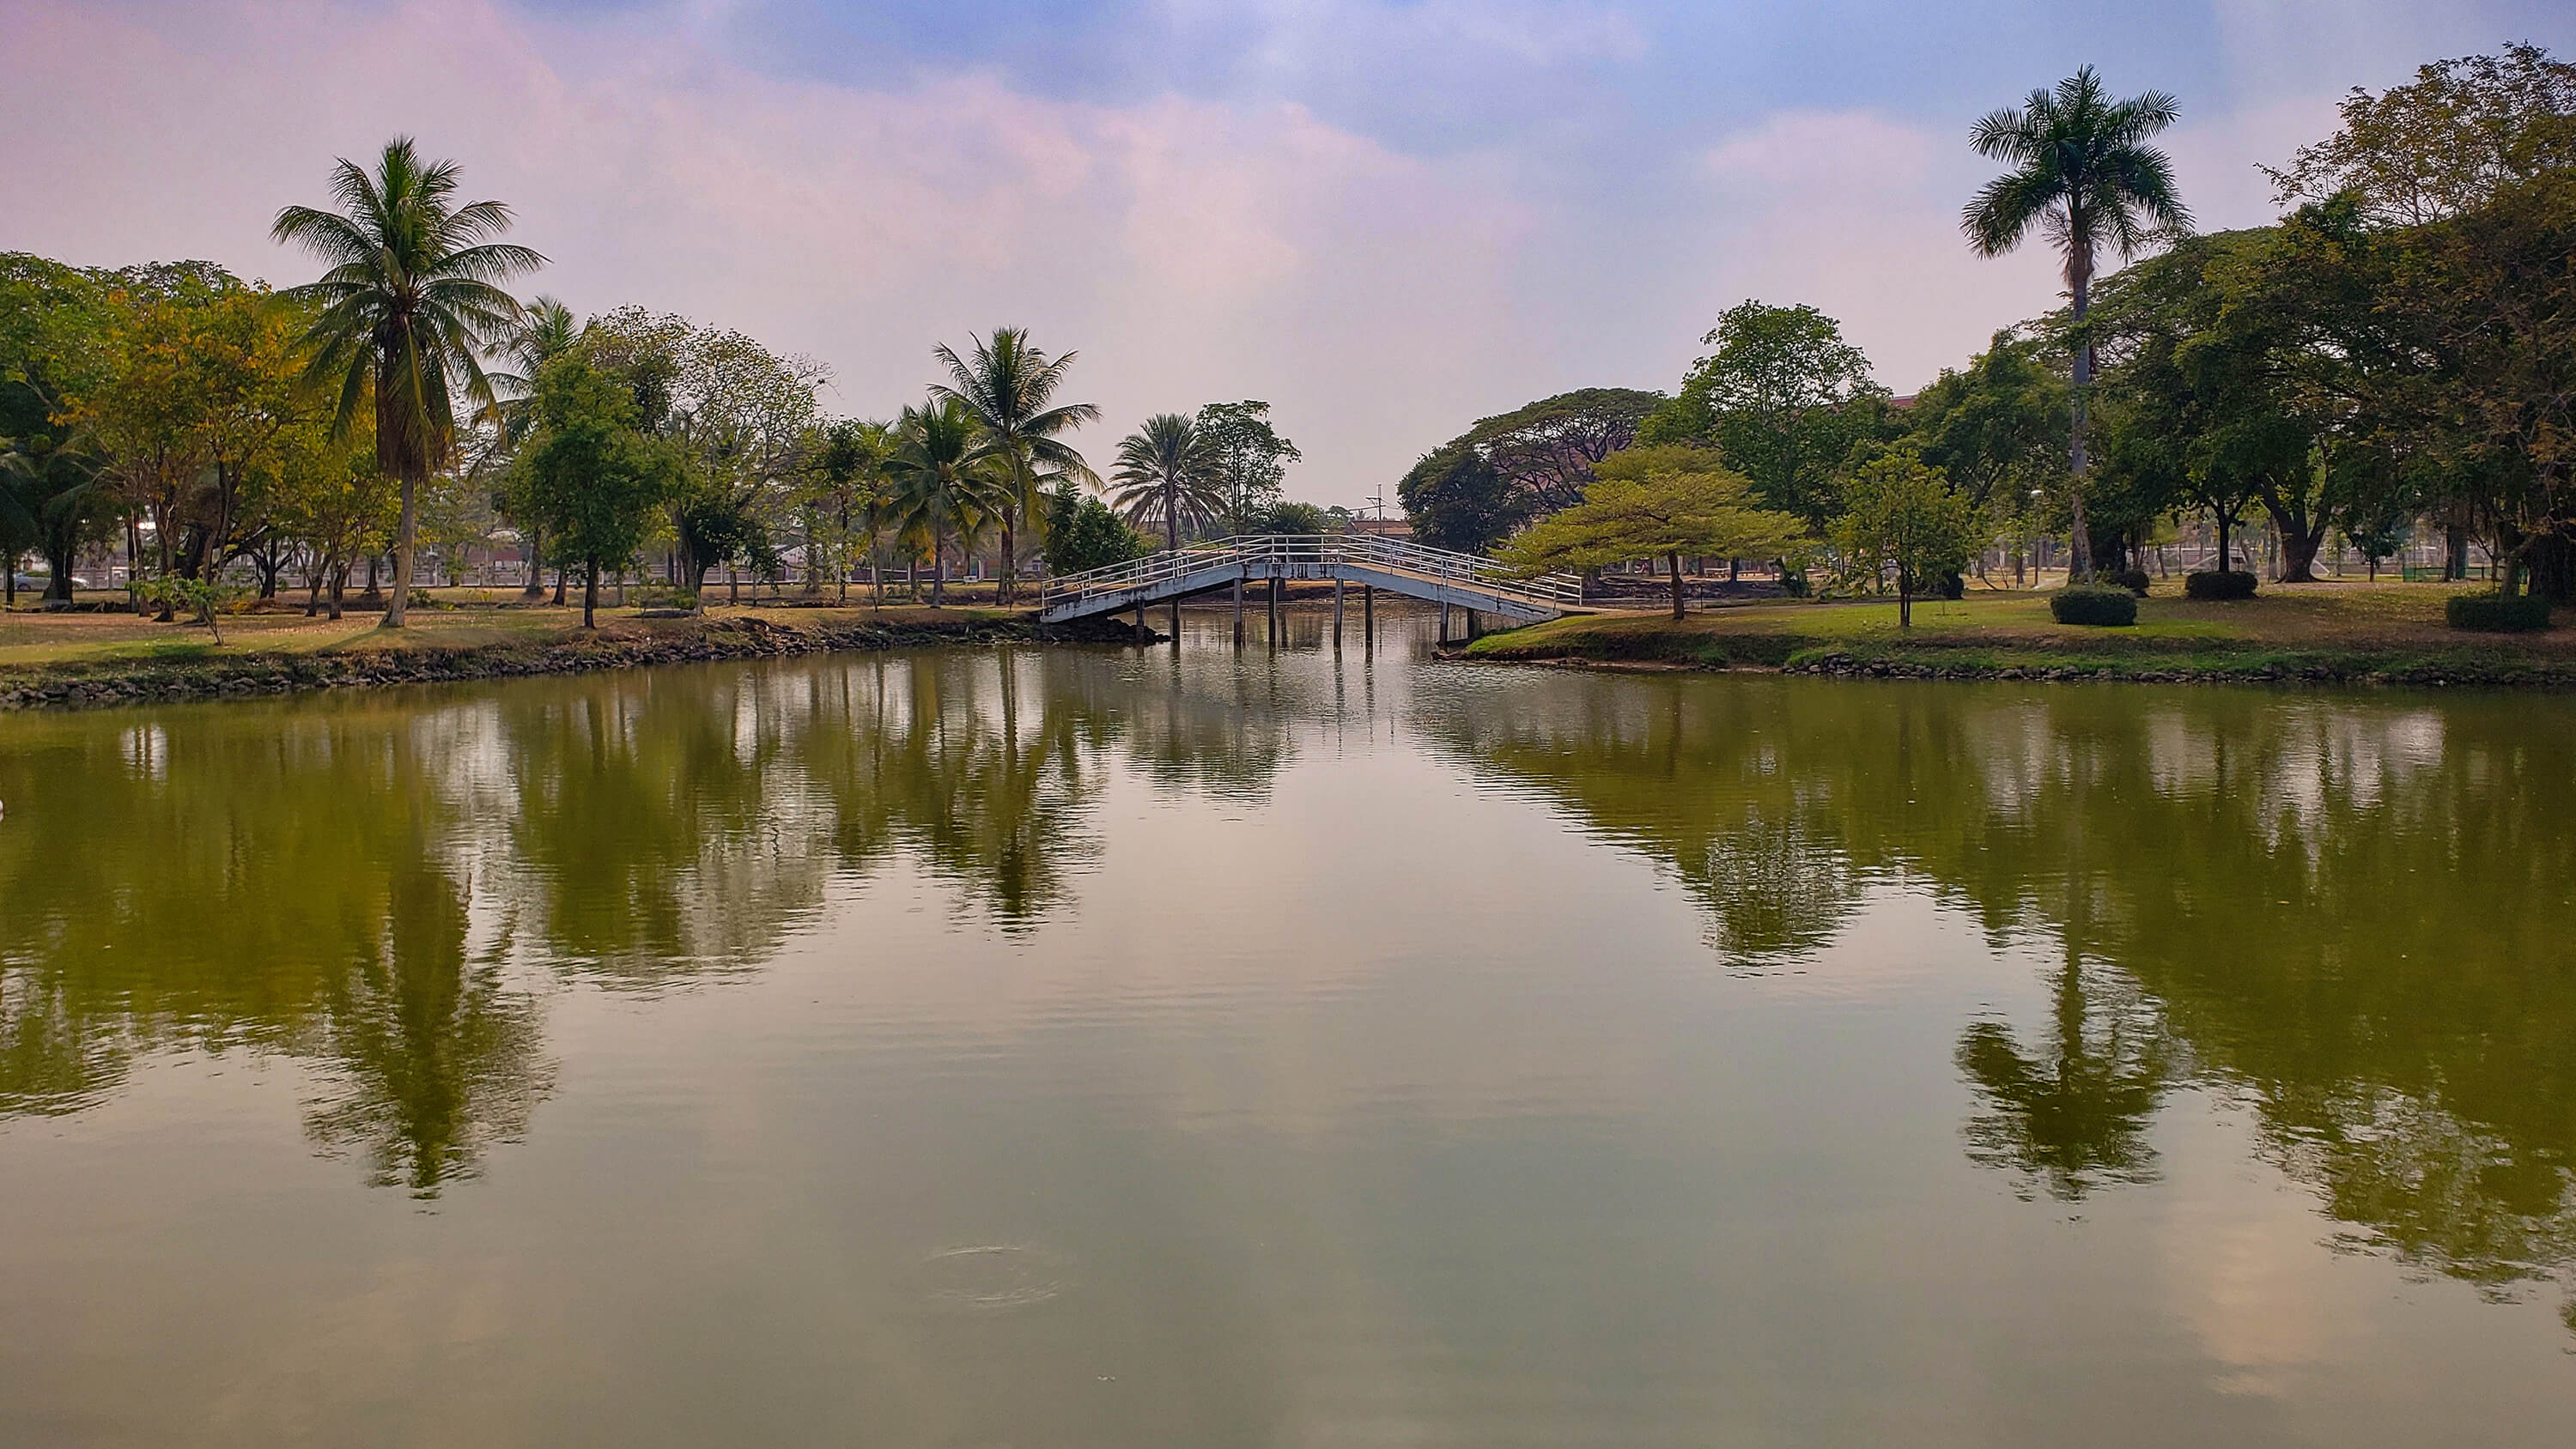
[2113,568,2151,597]
[2446,589,2554,633]
[2184,570,2258,601]
[2050,585,2139,627]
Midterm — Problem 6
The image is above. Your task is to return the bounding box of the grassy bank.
[1463,584,2576,686]
[0,597,1132,710]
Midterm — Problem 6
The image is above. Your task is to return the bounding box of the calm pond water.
[3,608,2574,1446]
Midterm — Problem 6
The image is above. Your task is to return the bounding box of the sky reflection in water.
[3,609,2573,1446]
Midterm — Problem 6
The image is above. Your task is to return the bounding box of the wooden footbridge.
[1037,535,1581,640]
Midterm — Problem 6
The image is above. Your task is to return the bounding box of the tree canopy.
[1495,446,1805,618]
[1637,302,1888,532]
[1830,450,1984,626]
[1398,387,1662,552]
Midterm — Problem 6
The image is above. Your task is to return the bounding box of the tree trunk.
[384,473,416,627]
[2065,250,2097,584]
[1899,569,1912,628]
[43,534,78,605]
[2524,531,2576,604]
[930,539,945,607]
[583,558,599,629]
[2275,518,2326,584]
[999,516,1015,606]
[523,521,546,598]
[328,564,347,621]
[2215,511,2233,576]
[552,562,568,606]
[1668,552,1685,621]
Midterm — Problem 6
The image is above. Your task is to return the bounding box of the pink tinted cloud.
[2,0,2353,500]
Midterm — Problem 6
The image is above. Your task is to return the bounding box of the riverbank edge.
[0,610,1153,712]
[1459,627,2576,688]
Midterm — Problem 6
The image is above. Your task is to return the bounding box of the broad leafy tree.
[514,353,684,628]
[1638,304,1886,533]
[1042,482,1148,574]
[2265,42,2576,228]
[271,137,544,627]
[1964,67,2190,581]
[1397,445,1520,554]
[1194,401,1302,534]
[1830,450,1984,626]
[1496,446,1805,619]
[1400,388,1659,549]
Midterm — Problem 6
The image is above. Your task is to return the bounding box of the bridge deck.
[1038,536,1578,626]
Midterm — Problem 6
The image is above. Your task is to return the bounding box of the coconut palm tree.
[486,296,580,597]
[1963,67,2189,582]
[271,137,545,626]
[930,328,1098,605]
[1108,413,1225,555]
[882,397,1000,608]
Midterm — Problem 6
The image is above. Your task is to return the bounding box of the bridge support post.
[1232,574,1244,646]
[1267,568,1279,642]
[1439,600,1451,643]
[1363,585,1373,646]
[1135,601,1146,642]
[1332,578,1345,647]
[1466,609,1479,640]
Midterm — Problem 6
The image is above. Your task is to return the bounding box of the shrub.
[2184,569,2258,601]
[2114,568,2151,597]
[2050,585,2138,627]
[2445,589,2553,633]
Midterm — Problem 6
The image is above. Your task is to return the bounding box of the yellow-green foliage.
[1494,446,1807,575]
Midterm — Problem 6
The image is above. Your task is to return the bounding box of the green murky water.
[4,609,2573,1446]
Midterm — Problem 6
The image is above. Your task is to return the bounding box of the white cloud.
[0,0,2422,500]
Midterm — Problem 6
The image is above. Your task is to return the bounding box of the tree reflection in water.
[1955,950,2177,1201]
[1428,676,2576,1323]
[0,646,1297,1194]
[301,858,552,1197]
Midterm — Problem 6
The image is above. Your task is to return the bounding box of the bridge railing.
[1038,535,1581,616]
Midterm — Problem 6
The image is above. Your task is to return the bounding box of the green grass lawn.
[0,595,1030,672]
[1469,581,2576,680]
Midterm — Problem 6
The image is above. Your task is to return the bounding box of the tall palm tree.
[1108,413,1225,555]
[487,295,580,598]
[272,137,545,626]
[1963,67,2189,582]
[930,328,1098,605]
[882,397,1000,608]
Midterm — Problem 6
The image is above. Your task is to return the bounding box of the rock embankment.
[0,612,1153,712]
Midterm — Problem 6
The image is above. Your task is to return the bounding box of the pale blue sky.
[6,1,2570,500]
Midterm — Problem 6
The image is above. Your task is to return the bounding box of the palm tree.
[1108,413,1225,555]
[930,328,1099,605]
[271,137,545,626]
[487,296,580,597]
[1963,67,2189,582]
[0,424,103,607]
[882,397,1000,607]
